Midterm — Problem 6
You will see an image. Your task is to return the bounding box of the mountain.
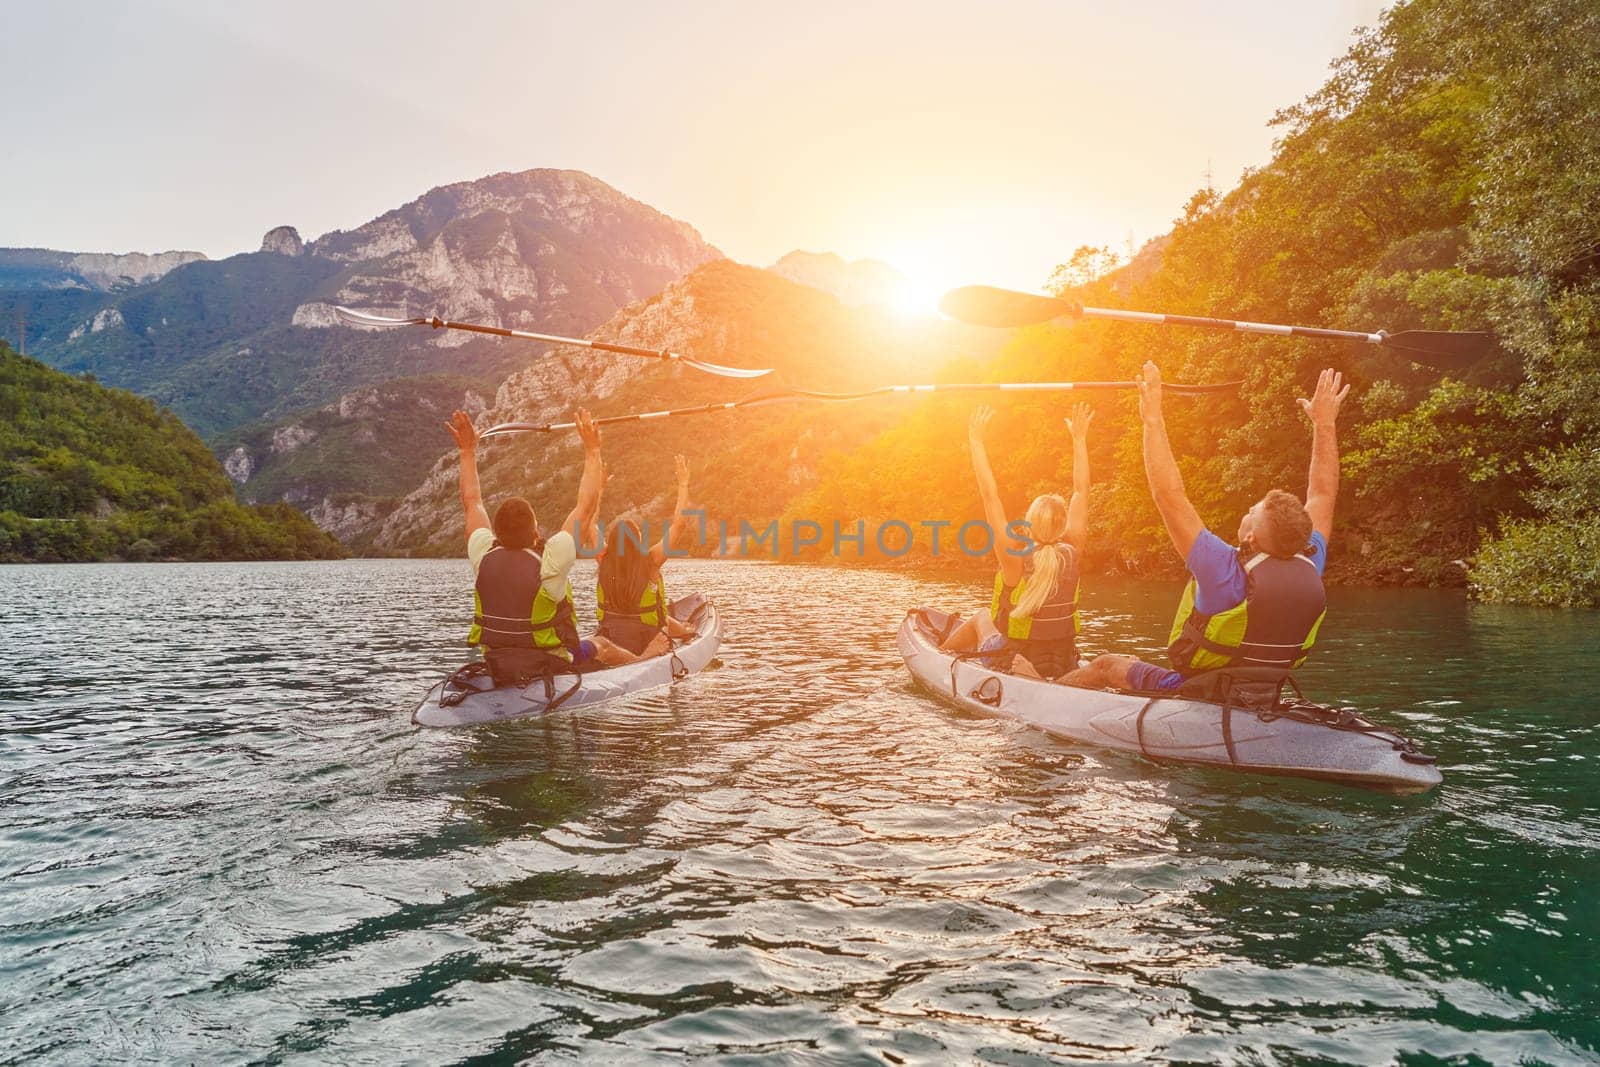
[0,168,723,534]
[0,248,207,291]
[363,259,999,556]
[768,250,907,307]
[0,341,342,562]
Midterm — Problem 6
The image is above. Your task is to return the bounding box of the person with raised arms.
[938,403,1094,680]
[1064,363,1349,692]
[444,407,637,683]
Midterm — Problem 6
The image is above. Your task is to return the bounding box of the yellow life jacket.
[596,575,665,629]
[469,543,578,661]
[1167,550,1326,675]
[990,544,1080,640]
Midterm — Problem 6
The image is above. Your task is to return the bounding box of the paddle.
[938,285,1493,372]
[476,379,1243,437]
[333,307,773,379]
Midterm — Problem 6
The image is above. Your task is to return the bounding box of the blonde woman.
[939,403,1092,679]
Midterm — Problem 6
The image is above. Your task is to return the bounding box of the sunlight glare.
[890,275,949,318]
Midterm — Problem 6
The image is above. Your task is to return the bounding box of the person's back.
[468,504,582,679]
[1166,515,1327,675]
[990,526,1083,678]
[596,519,666,656]
[588,455,697,660]
[445,408,604,684]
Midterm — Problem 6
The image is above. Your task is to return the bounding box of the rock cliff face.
[0,248,206,290]
[259,226,305,256]
[295,169,718,343]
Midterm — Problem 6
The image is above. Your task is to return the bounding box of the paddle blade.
[1380,330,1494,371]
[334,306,428,329]
[939,285,1078,328]
[683,358,773,379]
[479,421,551,438]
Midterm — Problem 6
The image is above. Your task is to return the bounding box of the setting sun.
[889,273,950,318]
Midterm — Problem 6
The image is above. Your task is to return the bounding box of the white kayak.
[413,595,721,728]
[899,608,1442,794]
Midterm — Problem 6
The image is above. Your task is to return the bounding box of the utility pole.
[13,309,23,356]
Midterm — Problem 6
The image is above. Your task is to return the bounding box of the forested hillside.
[0,343,343,562]
[791,0,1600,607]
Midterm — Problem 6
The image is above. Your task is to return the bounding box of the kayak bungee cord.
[333,306,773,380]
[939,285,1493,372]
[476,379,1242,437]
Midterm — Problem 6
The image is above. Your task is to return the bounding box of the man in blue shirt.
[1064,362,1351,692]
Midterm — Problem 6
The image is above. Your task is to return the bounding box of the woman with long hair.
[939,404,1093,679]
[584,454,697,664]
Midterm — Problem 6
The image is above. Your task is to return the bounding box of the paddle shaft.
[421,315,688,363]
[1082,305,1383,346]
[479,379,1241,437]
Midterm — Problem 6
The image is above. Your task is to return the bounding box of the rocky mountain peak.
[768,250,906,307]
[260,226,304,256]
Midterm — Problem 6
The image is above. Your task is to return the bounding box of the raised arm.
[445,410,490,545]
[650,454,693,566]
[969,406,1025,584]
[580,459,610,555]
[558,409,604,543]
[1063,402,1093,550]
[1297,368,1351,541]
[1138,361,1206,560]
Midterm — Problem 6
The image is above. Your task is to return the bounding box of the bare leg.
[1060,653,1140,690]
[588,633,640,667]
[940,614,979,651]
[1010,654,1043,679]
[642,632,671,657]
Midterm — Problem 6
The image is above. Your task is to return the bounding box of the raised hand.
[1137,361,1164,424]
[444,410,479,452]
[1065,402,1095,440]
[969,404,995,444]
[1297,368,1352,427]
[575,408,602,452]
[675,454,690,489]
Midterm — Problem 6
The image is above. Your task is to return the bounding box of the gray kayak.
[899,608,1442,794]
[413,595,720,728]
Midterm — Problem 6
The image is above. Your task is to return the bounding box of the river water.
[0,559,1595,1064]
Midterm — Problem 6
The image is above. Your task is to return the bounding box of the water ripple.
[1,560,1596,1063]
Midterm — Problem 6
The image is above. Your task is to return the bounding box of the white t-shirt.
[467,527,576,604]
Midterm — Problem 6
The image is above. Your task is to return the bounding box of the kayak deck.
[413,595,720,728]
[899,608,1442,795]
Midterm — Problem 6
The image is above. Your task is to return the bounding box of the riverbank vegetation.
[0,343,345,562]
[789,0,1599,607]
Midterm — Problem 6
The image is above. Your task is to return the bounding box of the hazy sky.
[2,0,1386,294]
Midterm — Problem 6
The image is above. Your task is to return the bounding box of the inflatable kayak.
[899,608,1441,794]
[413,595,720,727]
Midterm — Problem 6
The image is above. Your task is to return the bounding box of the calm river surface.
[1,559,1595,1064]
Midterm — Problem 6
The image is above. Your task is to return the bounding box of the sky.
[1,0,1387,297]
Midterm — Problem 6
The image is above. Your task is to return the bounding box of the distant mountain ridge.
[0,248,207,291]
[768,250,907,307]
[0,168,723,534]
